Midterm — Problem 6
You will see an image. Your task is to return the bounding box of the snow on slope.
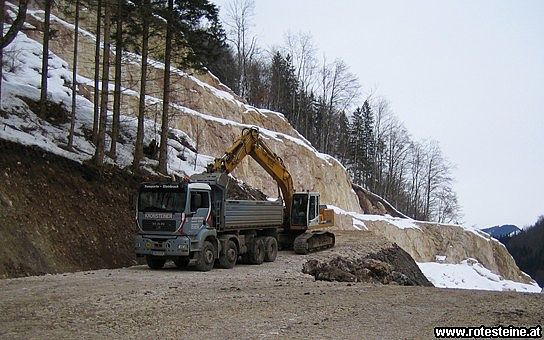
[0,29,212,177]
[329,205,420,230]
[418,259,542,293]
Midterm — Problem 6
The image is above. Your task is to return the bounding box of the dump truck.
[133,127,335,270]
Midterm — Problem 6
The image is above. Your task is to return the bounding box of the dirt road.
[0,234,543,339]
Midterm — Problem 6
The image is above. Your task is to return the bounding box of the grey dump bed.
[223,199,283,230]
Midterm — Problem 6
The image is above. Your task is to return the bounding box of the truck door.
[188,190,211,229]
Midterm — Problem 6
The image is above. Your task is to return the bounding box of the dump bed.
[223,199,283,230]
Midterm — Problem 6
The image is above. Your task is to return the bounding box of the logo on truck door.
[191,217,204,229]
[144,212,173,219]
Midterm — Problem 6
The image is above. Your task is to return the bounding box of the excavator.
[207,126,336,254]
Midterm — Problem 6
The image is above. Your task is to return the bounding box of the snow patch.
[329,205,420,230]
[418,259,542,293]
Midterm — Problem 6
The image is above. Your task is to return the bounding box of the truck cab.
[134,181,216,270]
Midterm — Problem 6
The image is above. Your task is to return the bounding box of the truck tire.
[218,240,238,269]
[146,256,166,269]
[264,236,278,262]
[248,237,265,265]
[195,240,215,272]
[173,256,190,269]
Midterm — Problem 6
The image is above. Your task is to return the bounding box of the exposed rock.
[351,183,406,217]
[25,9,362,214]
[0,192,13,208]
[302,243,432,286]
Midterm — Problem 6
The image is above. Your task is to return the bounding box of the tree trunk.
[0,0,5,109]
[68,0,80,150]
[132,0,150,171]
[109,0,123,159]
[39,0,52,117]
[94,1,111,166]
[0,0,28,49]
[158,0,173,175]
[92,0,102,144]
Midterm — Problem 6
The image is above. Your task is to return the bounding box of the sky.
[211,0,544,229]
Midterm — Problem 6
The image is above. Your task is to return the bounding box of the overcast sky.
[211,0,544,229]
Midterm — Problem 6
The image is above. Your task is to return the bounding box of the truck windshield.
[138,189,186,212]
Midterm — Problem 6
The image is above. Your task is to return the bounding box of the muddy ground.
[0,140,266,279]
[0,231,542,339]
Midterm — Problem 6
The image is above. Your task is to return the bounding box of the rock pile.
[303,244,433,286]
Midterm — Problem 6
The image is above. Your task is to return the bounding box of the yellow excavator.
[207,127,335,254]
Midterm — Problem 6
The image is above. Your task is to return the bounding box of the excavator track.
[293,231,336,254]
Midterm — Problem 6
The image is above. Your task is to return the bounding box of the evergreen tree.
[361,99,375,188]
[40,0,53,118]
[349,106,364,183]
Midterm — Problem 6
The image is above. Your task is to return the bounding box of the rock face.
[23,6,361,213]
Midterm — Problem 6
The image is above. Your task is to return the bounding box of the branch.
[1,0,29,49]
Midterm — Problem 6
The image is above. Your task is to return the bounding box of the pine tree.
[68,0,80,150]
[349,106,364,183]
[92,0,102,144]
[109,0,126,159]
[94,0,113,166]
[361,100,375,188]
[39,0,53,117]
[132,0,151,171]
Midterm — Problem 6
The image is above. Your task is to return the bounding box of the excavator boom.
[209,127,335,254]
[211,127,295,219]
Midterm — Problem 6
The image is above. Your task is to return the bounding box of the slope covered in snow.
[418,259,541,293]
[0,27,213,177]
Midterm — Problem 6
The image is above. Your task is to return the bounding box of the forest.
[1,0,462,223]
[499,216,544,287]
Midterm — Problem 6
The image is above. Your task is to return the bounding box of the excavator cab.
[290,192,320,229]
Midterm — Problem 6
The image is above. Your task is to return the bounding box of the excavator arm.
[209,126,336,254]
[210,127,295,218]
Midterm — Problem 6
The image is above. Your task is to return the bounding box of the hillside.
[0,2,540,293]
[482,225,521,239]
[501,217,544,287]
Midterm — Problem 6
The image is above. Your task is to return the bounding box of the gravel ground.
[0,232,542,339]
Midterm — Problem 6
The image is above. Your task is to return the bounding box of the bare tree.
[283,31,317,127]
[318,56,360,153]
[224,0,257,98]
[436,186,462,224]
[67,0,80,150]
[422,141,450,220]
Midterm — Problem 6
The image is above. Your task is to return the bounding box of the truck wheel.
[146,256,166,269]
[195,241,215,272]
[173,256,190,269]
[248,238,265,265]
[264,236,278,262]
[218,240,238,269]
